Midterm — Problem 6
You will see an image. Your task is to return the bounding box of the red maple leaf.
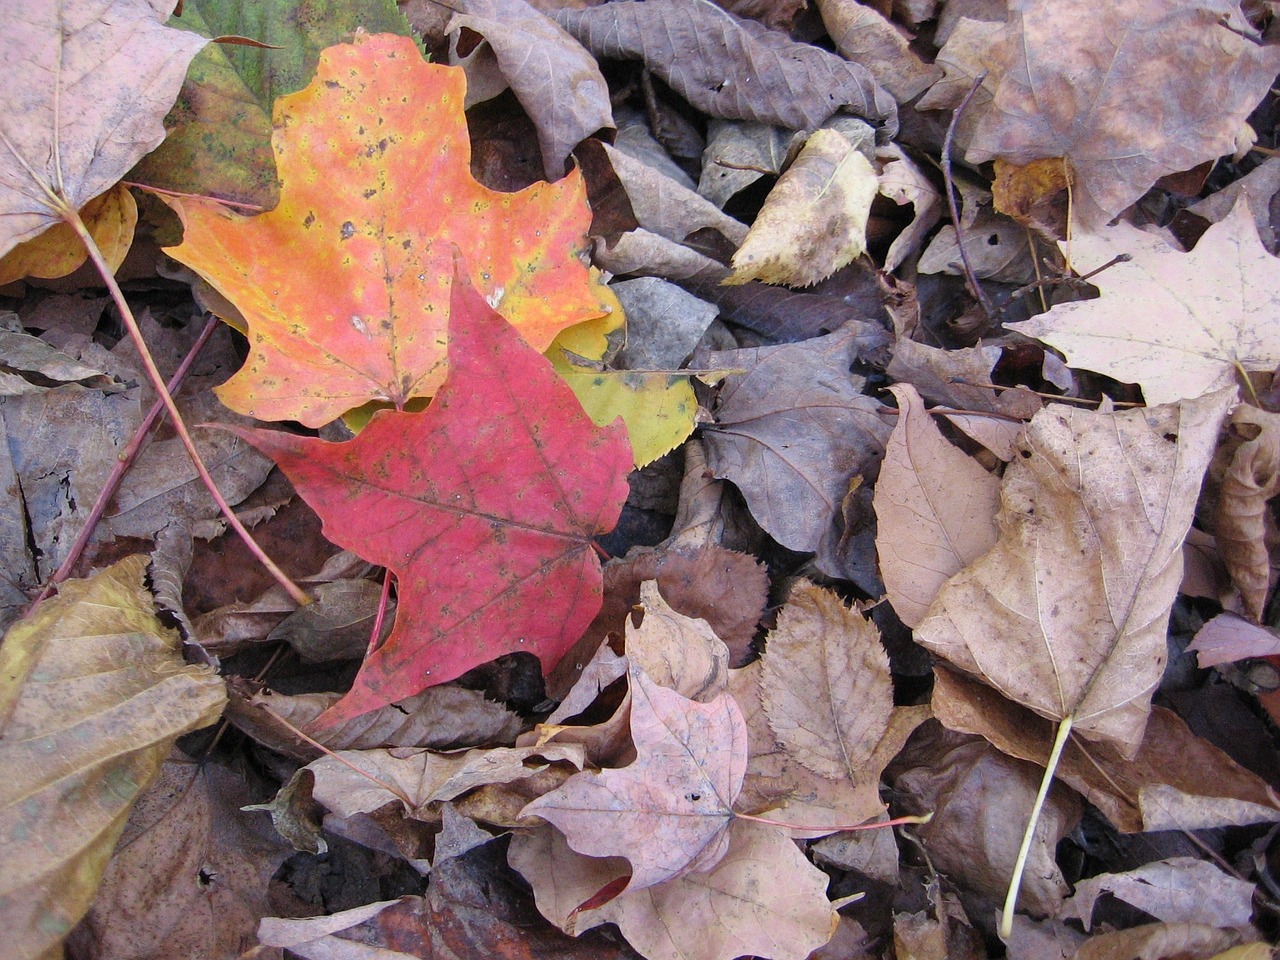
[233,272,632,728]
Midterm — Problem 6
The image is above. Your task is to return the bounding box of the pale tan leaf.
[1060,858,1255,932]
[0,0,208,256]
[874,383,1001,627]
[877,144,943,273]
[0,556,226,960]
[510,821,839,960]
[1009,202,1280,405]
[966,0,1280,231]
[917,390,1233,755]
[728,129,879,287]
[761,581,893,781]
[1189,612,1280,667]
[628,580,730,702]
[307,742,584,819]
[1212,404,1280,620]
[815,0,943,102]
[1073,924,1244,960]
[520,666,748,892]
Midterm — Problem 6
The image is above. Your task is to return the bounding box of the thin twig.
[65,210,311,606]
[942,71,995,321]
[31,313,220,606]
[366,572,393,658]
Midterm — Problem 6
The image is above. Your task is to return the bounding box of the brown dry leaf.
[915,17,1001,149]
[509,820,838,960]
[886,338,1043,419]
[1189,613,1280,667]
[698,326,895,553]
[0,183,136,285]
[520,665,748,892]
[225,681,524,762]
[761,581,893,782]
[727,129,879,287]
[1060,858,1256,932]
[1009,203,1280,405]
[447,0,613,180]
[1212,404,1280,620]
[933,667,1280,833]
[874,383,1001,628]
[891,723,1081,916]
[0,0,207,256]
[67,753,291,960]
[554,1,897,136]
[916,390,1233,756]
[966,0,1280,231]
[1073,923,1245,960]
[628,581,730,702]
[877,144,943,273]
[815,0,942,102]
[306,742,585,819]
[0,556,226,960]
[731,659,929,832]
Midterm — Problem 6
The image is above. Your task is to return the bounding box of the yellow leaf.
[0,184,137,286]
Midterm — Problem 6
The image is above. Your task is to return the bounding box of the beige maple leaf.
[1009,202,1280,405]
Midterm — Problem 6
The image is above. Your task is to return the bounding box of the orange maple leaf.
[163,32,615,428]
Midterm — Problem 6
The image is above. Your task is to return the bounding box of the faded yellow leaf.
[727,128,878,287]
[0,184,136,285]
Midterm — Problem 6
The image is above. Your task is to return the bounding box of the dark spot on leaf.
[341,221,355,240]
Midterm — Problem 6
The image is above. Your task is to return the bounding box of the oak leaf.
[0,0,207,257]
[917,390,1233,756]
[967,0,1280,231]
[233,273,631,727]
[165,33,616,428]
[520,665,749,894]
[1009,203,1280,406]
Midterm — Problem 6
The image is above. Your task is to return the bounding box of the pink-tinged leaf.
[232,272,631,728]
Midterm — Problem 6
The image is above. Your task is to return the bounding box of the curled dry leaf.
[520,665,748,894]
[1009,203,1280,406]
[510,820,838,960]
[815,0,943,102]
[727,129,879,288]
[628,581,730,703]
[0,556,226,960]
[1060,858,1256,932]
[874,383,1001,628]
[761,581,893,782]
[1212,404,1280,621]
[552,0,897,136]
[917,390,1233,755]
[1189,613,1280,668]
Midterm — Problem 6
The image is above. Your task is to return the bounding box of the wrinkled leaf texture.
[234,273,631,728]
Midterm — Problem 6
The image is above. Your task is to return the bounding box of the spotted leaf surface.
[165,32,615,428]
[233,273,632,727]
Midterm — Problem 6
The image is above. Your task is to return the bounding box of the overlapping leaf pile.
[3,1,1280,959]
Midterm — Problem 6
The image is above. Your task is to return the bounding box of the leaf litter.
[2,2,1280,959]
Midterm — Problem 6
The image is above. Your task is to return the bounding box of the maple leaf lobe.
[233,274,631,727]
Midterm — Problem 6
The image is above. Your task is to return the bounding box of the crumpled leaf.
[1060,858,1256,932]
[446,0,613,181]
[165,33,617,427]
[1073,923,1245,960]
[553,0,897,137]
[699,325,895,553]
[917,390,1233,756]
[1009,203,1280,405]
[727,129,879,287]
[874,383,1001,628]
[967,0,1280,231]
[234,273,631,727]
[761,581,893,782]
[877,144,943,273]
[0,556,226,960]
[0,0,207,256]
[510,820,838,960]
[520,665,748,894]
[815,0,943,102]
[1211,404,1280,621]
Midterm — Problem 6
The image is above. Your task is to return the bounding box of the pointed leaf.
[233,274,631,727]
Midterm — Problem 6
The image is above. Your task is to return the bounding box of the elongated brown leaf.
[917,390,1233,755]
[1212,404,1280,621]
